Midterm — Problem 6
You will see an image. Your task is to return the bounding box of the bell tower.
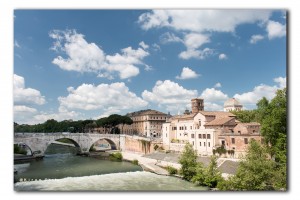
[191,98,204,113]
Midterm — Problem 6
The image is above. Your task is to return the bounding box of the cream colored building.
[224,98,243,112]
[162,98,261,157]
[122,109,168,137]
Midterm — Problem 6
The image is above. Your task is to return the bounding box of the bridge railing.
[14,132,122,138]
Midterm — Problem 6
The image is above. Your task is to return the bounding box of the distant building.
[162,98,262,158]
[224,98,243,112]
[122,109,168,137]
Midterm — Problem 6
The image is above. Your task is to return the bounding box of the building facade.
[162,99,262,158]
[122,109,168,137]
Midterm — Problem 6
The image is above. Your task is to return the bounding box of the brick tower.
[191,98,204,113]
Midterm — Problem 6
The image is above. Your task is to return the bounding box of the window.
[190,126,192,130]
[199,142,201,146]
[191,134,194,138]
[192,141,194,146]
[204,142,206,146]
[185,126,187,130]
[244,138,248,144]
[208,142,210,147]
[166,133,167,137]
[203,134,206,139]
[207,134,211,139]
[199,120,201,126]
[231,138,235,144]
[253,130,255,133]
[238,131,241,134]
[198,134,202,139]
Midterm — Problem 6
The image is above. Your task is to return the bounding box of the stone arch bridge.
[14,132,121,156]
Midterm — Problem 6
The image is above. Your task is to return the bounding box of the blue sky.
[13,9,286,124]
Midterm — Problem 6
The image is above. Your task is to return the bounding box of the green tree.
[120,115,133,134]
[203,155,223,188]
[230,110,257,123]
[178,143,198,181]
[217,140,276,191]
[192,156,223,188]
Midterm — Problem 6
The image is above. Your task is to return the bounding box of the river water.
[14,144,207,191]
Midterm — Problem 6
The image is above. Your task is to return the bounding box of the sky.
[13,9,287,125]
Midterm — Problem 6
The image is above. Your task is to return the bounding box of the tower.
[191,98,204,113]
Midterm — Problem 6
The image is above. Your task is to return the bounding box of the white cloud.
[139,10,273,60]
[152,43,161,51]
[234,84,278,105]
[204,102,224,111]
[14,105,39,125]
[218,53,228,60]
[58,82,148,112]
[179,48,214,60]
[50,29,149,79]
[214,82,222,88]
[138,10,272,32]
[139,41,149,49]
[14,74,46,105]
[250,34,264,44]
[33,110,80,125]
[233,76,286,107]
[183,33,210,49]
[142,80,198,112]
[274,76,286,88]
[160,32,183,44]
[144,64,154,71]
[14,105,37,113]
[176,67,200,80]
[266,20,286,39]
[14,40,21,48]
[200,88,229,103]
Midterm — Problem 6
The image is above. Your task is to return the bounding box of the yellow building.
[122,109,168,137]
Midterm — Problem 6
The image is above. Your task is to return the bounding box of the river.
[14,144,207,191]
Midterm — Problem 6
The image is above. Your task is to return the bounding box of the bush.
[14,144,27,155]
[132,159,139,165]
[167,166,178,175]
[109,152,123,161]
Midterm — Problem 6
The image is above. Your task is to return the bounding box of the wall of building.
[120,135,158,154]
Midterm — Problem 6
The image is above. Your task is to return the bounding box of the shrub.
[167,166,178,175]
[132,159,139,165]
[109,152,123,161]
[14,144,27,155]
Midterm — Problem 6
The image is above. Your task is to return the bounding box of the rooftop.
[224,98,242,108]
[198,111,236,118]
[205,117,235,126]
[127,109,167,117]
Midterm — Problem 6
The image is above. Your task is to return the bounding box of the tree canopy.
[14,114,133,134]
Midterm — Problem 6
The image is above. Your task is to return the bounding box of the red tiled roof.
[204,117,235,126]
[198,111,236,118]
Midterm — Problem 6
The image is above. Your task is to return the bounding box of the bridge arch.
[44,138,81,155]
[89,138,117,151]
[14,142,33,155]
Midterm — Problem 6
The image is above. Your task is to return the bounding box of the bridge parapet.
[14,133,121,155]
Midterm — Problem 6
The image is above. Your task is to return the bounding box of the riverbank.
[122,151,170,175]
[121,151,240,179]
